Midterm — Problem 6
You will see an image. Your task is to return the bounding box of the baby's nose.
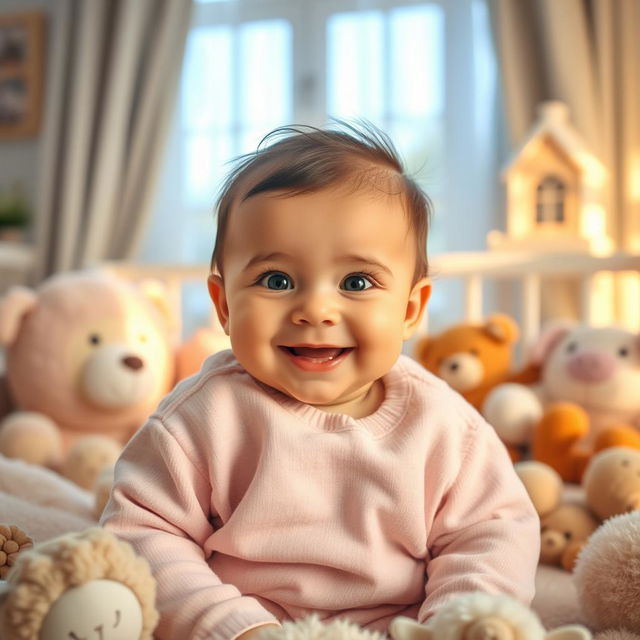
[291,291,340,326]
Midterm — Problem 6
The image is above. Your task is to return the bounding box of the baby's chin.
[278,380,383,417]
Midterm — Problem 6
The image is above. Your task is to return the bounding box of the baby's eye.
[341,274,373,292]
[258,272,293,290]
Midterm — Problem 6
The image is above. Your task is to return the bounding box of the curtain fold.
[488,0,640,252]
[33,0,192,279]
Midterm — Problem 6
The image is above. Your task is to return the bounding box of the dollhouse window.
[536,175,566,223]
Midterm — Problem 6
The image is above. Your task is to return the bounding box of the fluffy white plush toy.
[257,594,591,640]
[259,616,386,640]
[389,593,591,640]
[573,511,640,639]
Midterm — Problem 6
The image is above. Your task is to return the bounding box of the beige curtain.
[33,0,192,279]
[489,0,640,253]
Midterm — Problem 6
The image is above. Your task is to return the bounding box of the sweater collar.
[250,356,411,438]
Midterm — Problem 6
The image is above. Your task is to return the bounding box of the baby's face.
[209,185,430,417]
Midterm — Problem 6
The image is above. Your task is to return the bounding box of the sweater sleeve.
[100,417,279,640]
[419,415,540,622]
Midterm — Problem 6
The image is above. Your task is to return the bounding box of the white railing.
[101,250,640,347]
[429,250,640,346]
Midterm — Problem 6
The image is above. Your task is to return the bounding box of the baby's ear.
[207,275,230,335]
[389,616,433,640]
[403,278,431,340]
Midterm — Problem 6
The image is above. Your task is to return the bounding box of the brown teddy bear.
[415,315,540,460]
[515,461,598,572]
[529,325,640,483]
[0,271,176,489]
[414,314,539,411]
[581,447,640,521]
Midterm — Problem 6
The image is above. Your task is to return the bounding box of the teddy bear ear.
[389,616,433,640]
[137,279,179,337]
[0,286,37,347]
[545,624,592,640]
[484,314,519,344]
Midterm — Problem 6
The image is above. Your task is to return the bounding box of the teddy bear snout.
[539,530,565,563]
[438,353,484,392]
[81,344,155,409]
[566,351,616,383]
[122,355,144,371]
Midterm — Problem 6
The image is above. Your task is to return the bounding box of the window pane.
[390,5,443,117]
[182,27,233,130]
[185,133,233,207]
[327,11,384,122]
[239,20,293,126]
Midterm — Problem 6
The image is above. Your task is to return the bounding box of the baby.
[101,123,540,640]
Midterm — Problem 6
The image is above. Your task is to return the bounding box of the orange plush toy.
[414,314,539,411]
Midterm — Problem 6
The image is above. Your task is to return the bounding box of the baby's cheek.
[360,311,405,346]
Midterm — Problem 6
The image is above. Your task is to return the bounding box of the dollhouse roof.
[502,102,607,183]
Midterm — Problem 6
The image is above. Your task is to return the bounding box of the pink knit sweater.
[101,351,539,640]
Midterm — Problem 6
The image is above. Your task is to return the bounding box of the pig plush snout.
[567,351,617,383]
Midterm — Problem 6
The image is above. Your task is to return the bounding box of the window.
[536,175,566,224]
[142,0,498,333]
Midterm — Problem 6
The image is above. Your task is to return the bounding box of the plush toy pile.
[516,448,640,572]
[485,324,640,482]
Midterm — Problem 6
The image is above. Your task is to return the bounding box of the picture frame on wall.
[0,10,45,140]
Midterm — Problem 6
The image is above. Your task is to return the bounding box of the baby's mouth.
[281,346,353,363]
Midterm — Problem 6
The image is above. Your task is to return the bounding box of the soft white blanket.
[0,454,96,543]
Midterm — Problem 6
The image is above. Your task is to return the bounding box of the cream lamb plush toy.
[0,527,158,640]
[388,593,590,640]
[0,270,175,489]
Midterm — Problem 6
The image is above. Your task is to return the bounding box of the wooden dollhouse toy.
[488,101,613,255]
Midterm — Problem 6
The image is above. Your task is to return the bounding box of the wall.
[0,0,56,214]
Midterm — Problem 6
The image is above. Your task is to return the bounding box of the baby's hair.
[211,120,431,283]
